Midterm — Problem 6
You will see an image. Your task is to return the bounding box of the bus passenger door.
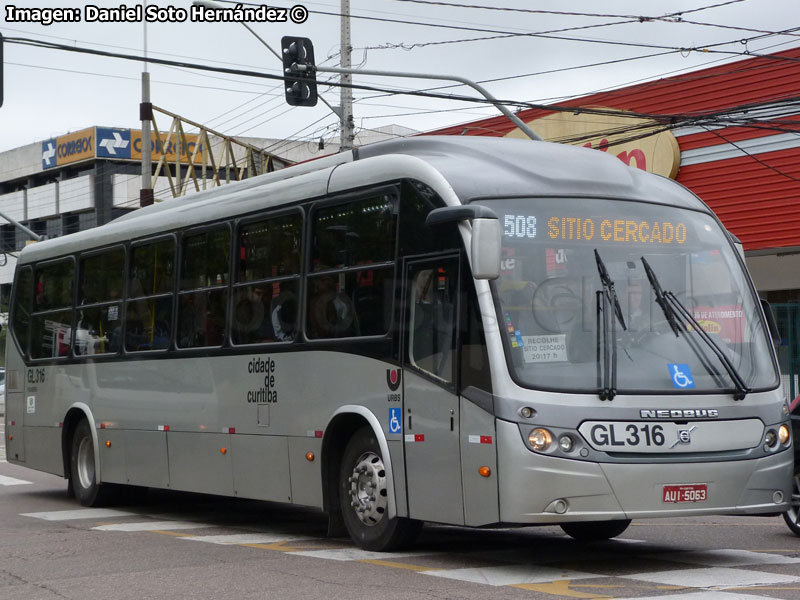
[402,256,464,525]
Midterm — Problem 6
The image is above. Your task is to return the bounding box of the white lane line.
[0,474,32,486]
[292,548,423,561]
[655,548,800,567]
[625,592,774,600]
[425,565,600,586]
[22,509,137,521]
[93,521,209,532]
[180,533,310,545]
[621,566,800,589]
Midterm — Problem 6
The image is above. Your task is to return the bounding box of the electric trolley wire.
[8,36,800,121]
[2,33,799,158]
[387,0,749,19]
[217,0,800,58]
[700,126,800,182]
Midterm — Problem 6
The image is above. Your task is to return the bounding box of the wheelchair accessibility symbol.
[389,407,402,434]
[668,363,695,389]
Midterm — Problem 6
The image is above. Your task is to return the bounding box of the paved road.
[3,424,800,600]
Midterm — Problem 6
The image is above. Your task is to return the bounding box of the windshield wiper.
[595,250,627,332]
[663,291,749,400]
[641,257,749,401]
[641,257,683,337]
[594,250,626,401]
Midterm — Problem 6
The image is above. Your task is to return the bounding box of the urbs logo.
[386,369,401,391]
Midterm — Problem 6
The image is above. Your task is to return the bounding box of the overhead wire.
[219,0,800,60]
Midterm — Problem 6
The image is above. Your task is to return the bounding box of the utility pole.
[140,0,154,207]
[339,0,355,150]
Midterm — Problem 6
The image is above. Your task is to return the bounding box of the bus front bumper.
[496,420,793,523]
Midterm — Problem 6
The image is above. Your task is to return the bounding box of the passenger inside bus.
[271,283,297,342]
[232,285,272,343]
[308,274,356,338]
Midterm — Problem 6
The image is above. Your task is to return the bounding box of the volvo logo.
[640,409,719,419]
[670,425,697,448]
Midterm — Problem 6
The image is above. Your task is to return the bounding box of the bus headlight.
[779,424,791,445]
[765,430,777,448]
[558,435,574,452]
[529,428,553,451]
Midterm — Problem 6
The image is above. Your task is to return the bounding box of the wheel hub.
[76,436,95,490]
[347,451,388,526]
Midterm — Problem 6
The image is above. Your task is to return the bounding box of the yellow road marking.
[572,584,684,591]
[511,579,612,598]
[728,587,800,591]
[152,530,193,537]
[356,559,440,572]
[240,541,348,552]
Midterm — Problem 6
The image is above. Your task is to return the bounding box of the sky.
[1,0,799,157]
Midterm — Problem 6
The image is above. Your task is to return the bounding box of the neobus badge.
[640,409,720,419]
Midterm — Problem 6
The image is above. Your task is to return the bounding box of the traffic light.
[1,33,4,108]
[281,36,317,107]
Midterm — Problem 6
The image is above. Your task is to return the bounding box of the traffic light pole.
[311,65,543,142]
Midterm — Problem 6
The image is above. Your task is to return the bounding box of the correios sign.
[505,107,681,179]
[41,126,204,170]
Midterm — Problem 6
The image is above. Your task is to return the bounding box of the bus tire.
[560,519,631,541]
[69,420,117,507]
[783,472,800,536]
[339,427,421,551]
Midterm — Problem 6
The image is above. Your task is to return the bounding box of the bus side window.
[307,194,397,340]
[460,278,492,393]
[11,267,33,357]
[75,247,125,356]
[177,227,230,349]
[126,238,175,352]
[232,212,302,345]
[30,258,75,359]
[408,263,458,383]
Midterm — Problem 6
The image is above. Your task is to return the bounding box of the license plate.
[663,484,708,503]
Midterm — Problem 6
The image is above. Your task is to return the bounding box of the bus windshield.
[479,197,778,395]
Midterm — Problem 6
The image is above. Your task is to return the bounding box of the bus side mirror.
[471,218,501,280]
[760,298,780,346]
[426,205,501,280]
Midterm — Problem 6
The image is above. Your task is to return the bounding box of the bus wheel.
[339,427,421,551]
[783,472,800,536]
[69,420,115,507]
[560,519,631,541]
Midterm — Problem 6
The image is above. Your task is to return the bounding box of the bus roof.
[357,136,702,210]
[17,136,707,265]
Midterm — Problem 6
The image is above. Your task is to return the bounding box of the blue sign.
[388,407,402,434]
[41,138,57,169]
[668,364,695,389]
[96,127,132,159]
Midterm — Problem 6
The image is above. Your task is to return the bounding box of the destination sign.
[502,213,688,245]
[547,216,687,245]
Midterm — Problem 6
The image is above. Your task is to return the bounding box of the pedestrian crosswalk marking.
[652,548,800,567]
[22,508,136,520]
[426,564,600,586]
[620,566,800,589]
[180,533,309,545]
[17,507,800,599]
[93,521,208,532]
[0,474,31,486]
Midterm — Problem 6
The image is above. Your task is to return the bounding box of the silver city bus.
[4,136,791,550]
